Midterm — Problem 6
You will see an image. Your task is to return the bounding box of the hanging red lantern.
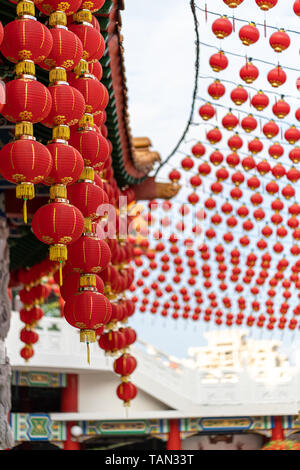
[36,0,82,15]
[251,91,269,111]
[269,29,290,52]
[242,156,256,171]
[285,126,300,144]
[230,187,243,200]
[70,75,109,114]
[68,182,108,221]
[222,112,239,130]
[226,152,240,167]
[237,205,249,218]
[287,167,300,183]
[69,23,105,62]
[267,66,287,88]
[223,0,244,6]
[251,193,263,206]
[116,382,137,406]
[294,0,300,15]
[232,171,244,186]
[191,142,206,158]
[208,80,226,100]
[190,175,202,188]
[207,127,222,144]
[239,61,259,84]
[1,17,53,64]
[231,86,248,105]
[256,0,278,10]
[42,83,85,128]
[210,150,224,166]
[2,78,52,126]
[282,184,295,200]
[209,50,228,72]
[228,133,243,151]
[212,16,233,39]
[114,354,137,377]
[247,176,260,190]
[69,128,110,171]
[20,345,34,361]
[239,22,260,45]
[268,142,284,159]
[241,114,257,133]
[43,141,84,186]
[169,169,181,182]
[257,160,271,175]
[181,156,194,171]
[64,290,111,347]
[263,120,279,139]
[39,28,83,72]
[199,103,215,121]
[248,138,263,154]
[216,167,229,181]
[272,99,290,119]
[266,180,279,195]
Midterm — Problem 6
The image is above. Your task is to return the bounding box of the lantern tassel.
[23,198,27,225]
[87,342,90,365]
[59,261,63,286]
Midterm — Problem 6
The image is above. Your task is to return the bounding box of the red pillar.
[61,374,80,450]
[271,416,284,441]
[166,419,182,450]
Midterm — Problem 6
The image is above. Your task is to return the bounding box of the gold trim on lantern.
[15,60,35,78]
[73,9,92,24]
[52,125,70,141]
[49,11,67,26]
[78,113,94,129]
[50,184,67,200]
[15,122,33,138]
[49,244,67,262]
[16,182,34,200]
[17,0,35,18]
[80,329,96,343]
[49,68,67,84]
[80,274,96,288]
[84,218,92,233]
[73,59,89,76]
[80,167,94,182]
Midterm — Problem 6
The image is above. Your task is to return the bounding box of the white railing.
[5,311,300,414]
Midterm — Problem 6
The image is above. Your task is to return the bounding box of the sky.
[121,0,300,359]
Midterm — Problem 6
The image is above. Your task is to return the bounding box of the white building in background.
[5,312,300,449]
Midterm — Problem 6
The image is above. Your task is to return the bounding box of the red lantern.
[116,382,137,406]
[20,345,34,361]
[32,202,84,263]
[39,28,83,72]
[222,112,239,130]
[251,91,269,111]
[294,0,300,15]
[268,143,284,160]
[212,16,233,39]
[239,23,259,45]
[43,142,84,186]
[269,29,290,52]
[36,0,82,15]
[207,127,222,144]
[69,23,105,62]
[263,120,279,139]
[257,160,271,175]
[181,156,194,171]
[272,99,290,119]
[191,142,206,158]
[199,103,215,120]
[228,133,243,151]
[70,76,109,114]
[285,126,300,144]
[209,51,228,72]
[208,80,226,100]
[64,290,111,344]
[68,234,111,273]
[241,114,257,133]
[210,150,223,166]
[2,79,52,124]
[226,152,240,168]
[231,86,248,105]
[267,66,287,88]
[1,18,53,64]
[68,182,108,221]
[239,62,259,84]
[256,0,278,10]
[114,354,137,377]
[223,0,244,6]
[169,169,181,182]
[42,83,85,128]
[248,138,263,154]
